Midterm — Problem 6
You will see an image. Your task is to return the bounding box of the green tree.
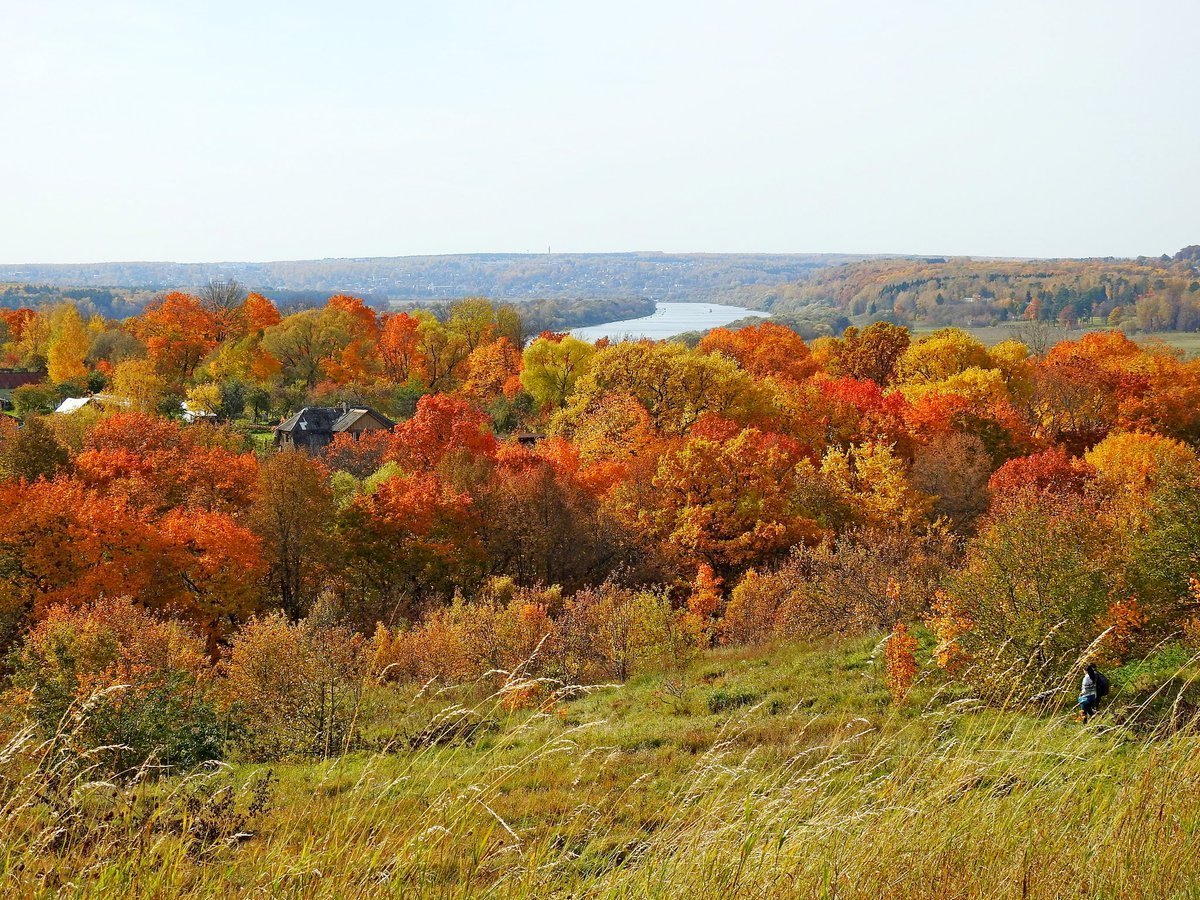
[0,416,70,481]
[260,308,355,387]
[520,335,596,409]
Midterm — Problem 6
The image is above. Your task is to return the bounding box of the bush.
[371,580,558,685]
[221,613,371,760]
[0,415,69,481]
[722,569,786,646]
[936,495,1114,698]
[5,597,223,774]
[12,383,58,416]
[548,583,688,683]
[723,527,957,645]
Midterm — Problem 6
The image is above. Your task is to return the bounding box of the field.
[909,322,1200,355]
[7,634,1200,899]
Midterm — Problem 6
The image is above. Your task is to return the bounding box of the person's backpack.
[1094,670,1110,699]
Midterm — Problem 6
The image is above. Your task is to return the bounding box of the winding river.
[570,302,769,342]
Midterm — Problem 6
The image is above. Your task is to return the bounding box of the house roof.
[55,398,95,414]
[180,400,218,418]
[276,406,395,435]
[276,407,344,435]
[331,407,395,432]
[55,394,128,415]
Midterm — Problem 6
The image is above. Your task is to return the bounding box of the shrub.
[548,583,688,683]
[0,415,70,481]
[723,527,957,645]
[939,494,1115,698]
[371,579,559,684]
[12,383,58,416]
[5,597,223,774]
[221,613,371,760]
[884,623,919,702]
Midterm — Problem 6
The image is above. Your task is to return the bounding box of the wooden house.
[274,405,395,452]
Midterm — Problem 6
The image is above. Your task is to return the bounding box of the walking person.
[1078,663,1109,722]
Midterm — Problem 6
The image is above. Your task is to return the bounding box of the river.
[570,302,769,342]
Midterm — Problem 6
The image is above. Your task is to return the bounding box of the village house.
[0,370,44,391]
[273,404,395,452]
[180,400,219,424]
[54,394,130,415]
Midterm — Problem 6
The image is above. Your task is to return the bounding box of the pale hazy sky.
[2,0,1197,263]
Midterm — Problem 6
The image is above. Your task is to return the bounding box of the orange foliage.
[461,337,521,402]
[0,478,173,623]
[0,475,266,646]
[242,292,282,332]
[884,622,919,701]
[159,508,267,641]
[74,412,258,513]
[699,322,816,382]
[13,596,210,704]
[371,583,556,684]
[988,447,1095,504]
[1,307,37,341]
[1096,597,1147,666]
[131,292,219,382]
[387,394,498,471]
[621,424,821,576]
[340,472,483,611]
[325,294,379,337]
[378,312,427,383]
[926,591,971,674]
[680,563,724,647]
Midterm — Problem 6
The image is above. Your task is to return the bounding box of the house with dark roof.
[273,404,395,452]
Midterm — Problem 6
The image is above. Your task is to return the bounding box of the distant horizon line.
[0,248,1183,269]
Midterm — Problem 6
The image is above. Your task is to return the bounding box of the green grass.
[6,636,1200,898]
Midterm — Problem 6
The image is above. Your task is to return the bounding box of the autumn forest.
[5,278,1200,896]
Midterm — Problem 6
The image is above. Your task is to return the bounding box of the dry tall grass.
[3,645,1200,899]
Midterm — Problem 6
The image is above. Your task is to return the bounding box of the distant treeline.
[771,248,1200,331]
[0,283,156,320]
[1,282,659,336]
[0,252,869,303]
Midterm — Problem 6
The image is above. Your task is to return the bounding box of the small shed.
[181,400,219,424]
[274,405,395,452]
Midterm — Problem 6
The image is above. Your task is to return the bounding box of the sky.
[2,0,1198,263]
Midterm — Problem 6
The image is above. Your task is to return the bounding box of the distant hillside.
[773,252,1200,331]
[0,252,869,304]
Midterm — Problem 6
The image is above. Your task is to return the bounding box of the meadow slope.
[6,635,1200,899]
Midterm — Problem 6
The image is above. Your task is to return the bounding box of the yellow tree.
[821,442,933,531]
[186,382,223,418]
[461,337,522,402]
[46,304,90,384]
[562,341,764,435]
[111,357,168,413]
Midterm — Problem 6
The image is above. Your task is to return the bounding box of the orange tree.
[130,291,219,384]
[336,472,484,626]
[611,418,823,580]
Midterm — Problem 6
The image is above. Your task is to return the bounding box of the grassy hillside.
[8,635,1200,898]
